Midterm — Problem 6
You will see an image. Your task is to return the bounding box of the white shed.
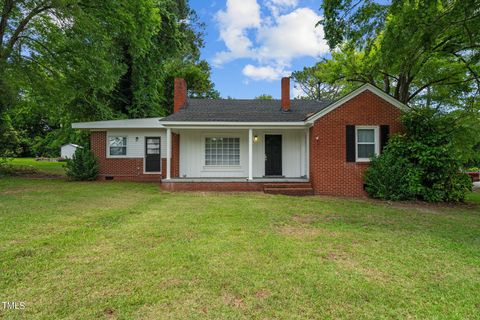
[61,144,82,159]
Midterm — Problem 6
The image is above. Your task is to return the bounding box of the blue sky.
[189,0,328,99]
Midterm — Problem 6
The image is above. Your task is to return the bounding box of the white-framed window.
[205,137,240,166]
[355,126,379,162]
[109,136,127,156]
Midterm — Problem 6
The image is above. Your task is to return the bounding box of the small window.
[205,137,240,166]
[109,136,127,156]
[356,127,378,162]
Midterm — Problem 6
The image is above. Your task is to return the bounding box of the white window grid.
[205,137,240,166]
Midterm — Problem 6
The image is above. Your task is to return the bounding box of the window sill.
[355,159,371,163]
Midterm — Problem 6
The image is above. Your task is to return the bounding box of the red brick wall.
[161,182,265,192]
[309,90,404,196]
[281,77,290,111]
[174,78,187,113]
[171,133,180,178]
[90,131,162,182]
[161,159,167,179]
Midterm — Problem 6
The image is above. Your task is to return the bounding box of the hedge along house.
[72,77,408,196]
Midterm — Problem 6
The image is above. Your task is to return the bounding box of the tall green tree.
[1,0,218,157]
[317,0,480,108]
[0,0,161,156]
[292,61,352,100]
[110,0,218,118]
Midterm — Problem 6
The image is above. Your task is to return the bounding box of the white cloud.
[213,0,261,65]
[265,0,299,16]
[256,8,329,65]
[213,1,330,81]
[242,64,290,81]
[268,0,298,5]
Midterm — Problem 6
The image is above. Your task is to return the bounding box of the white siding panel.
[106,129,167,158]
[180,129,307,178]
[252,129,306,178]
[179,130,249,178]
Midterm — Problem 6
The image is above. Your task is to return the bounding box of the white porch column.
[248,128,253,180]
[166,128,172,180]
[306,127,310,179]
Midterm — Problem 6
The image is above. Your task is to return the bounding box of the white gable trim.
[306,83,409,124]
[72,118,164,129]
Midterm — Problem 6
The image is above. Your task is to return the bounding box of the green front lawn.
[7,158,66,175]
[1,176,479,319]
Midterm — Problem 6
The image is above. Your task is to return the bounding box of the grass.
[6,158,66,175]
[0,165,479,318]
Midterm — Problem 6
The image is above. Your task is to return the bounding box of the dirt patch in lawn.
[275,214,338,238]
[321,249,391,283]
[221,291,245,309]
[292,214,323,224]
[255,289,271,299]
[103,307,116,319]
[277,225,336,238]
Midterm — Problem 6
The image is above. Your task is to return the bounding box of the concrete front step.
[263,187,314,196]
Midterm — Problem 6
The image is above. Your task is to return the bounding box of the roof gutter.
[158,121,309,129]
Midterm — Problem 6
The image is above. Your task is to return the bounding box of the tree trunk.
[394,75,411,104]
[383,73,390,95]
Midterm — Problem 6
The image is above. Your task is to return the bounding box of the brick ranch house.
[72,77,408,196]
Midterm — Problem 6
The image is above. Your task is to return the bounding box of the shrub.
[365,107,472,202]
[65,148,98,181]
[364,137,422,201]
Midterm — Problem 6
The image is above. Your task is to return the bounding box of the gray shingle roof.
[161,98,332,122]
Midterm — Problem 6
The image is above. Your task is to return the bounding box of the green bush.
[65,148,98,181]
[365,107,472,202]
[364,137,422,201]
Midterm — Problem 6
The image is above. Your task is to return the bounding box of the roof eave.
[72,118,164,129]
[159,121,309,129]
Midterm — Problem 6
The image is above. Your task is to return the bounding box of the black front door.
[145,137,161,172]
[265,135,282,176]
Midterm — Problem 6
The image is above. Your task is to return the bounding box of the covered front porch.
[164,125,310,181]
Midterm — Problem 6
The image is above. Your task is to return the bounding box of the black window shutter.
[346,125,356,162]
[380,125,390,152]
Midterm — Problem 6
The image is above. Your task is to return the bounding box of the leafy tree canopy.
[295,0,480,109]
[0,0,218,157]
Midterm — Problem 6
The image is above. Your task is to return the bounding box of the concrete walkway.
[473,181,480,190]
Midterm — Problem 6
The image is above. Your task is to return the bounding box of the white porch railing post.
[166,128,171,180]
[306,128,310,179]
[248,128,253,181]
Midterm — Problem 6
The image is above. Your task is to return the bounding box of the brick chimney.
[174,77,187,113]
[281,77,290,112]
